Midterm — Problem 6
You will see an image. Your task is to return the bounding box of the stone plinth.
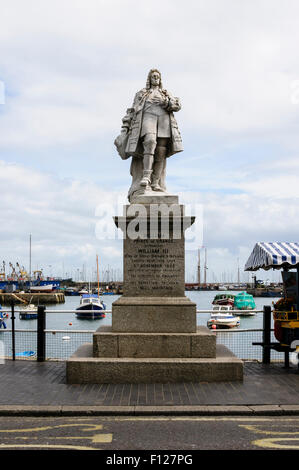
[66,195,243,383]
[111,201,197,335]
[114,202,194,299]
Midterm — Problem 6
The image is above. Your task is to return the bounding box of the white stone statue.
[114,69,183,201]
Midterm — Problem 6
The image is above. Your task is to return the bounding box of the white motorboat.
[75,255,106,319]
[19,303,38,320]
[30,284,54,293]
[207,306,240,329]
[75,294,106,319]
[78,288,89,295]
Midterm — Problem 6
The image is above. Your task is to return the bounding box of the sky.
[0,0,299,283]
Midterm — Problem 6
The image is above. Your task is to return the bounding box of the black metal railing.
[0,305,294,364]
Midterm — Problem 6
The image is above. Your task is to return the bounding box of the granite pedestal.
[67,194,243,383]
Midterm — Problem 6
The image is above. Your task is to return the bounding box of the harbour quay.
[0,292,65,305]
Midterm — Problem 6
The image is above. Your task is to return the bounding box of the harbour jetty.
[0,292,65,305]
[246,287,282,297]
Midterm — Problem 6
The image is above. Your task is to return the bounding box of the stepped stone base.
[66,344,243,384]
[112,296,197,333]
[93,326,216,358]
[65,198,244,384]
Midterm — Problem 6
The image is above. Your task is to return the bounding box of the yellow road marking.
[0,421,113,447]
[92,433,113,443]
[0,444,97,450]
[0,434,113,443]
[237,421,299,449]
[2,416,299,450]
[0,423,104,433]
[241,424,299,435]
[253,438,299,450]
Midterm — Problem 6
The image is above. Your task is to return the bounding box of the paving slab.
[0,360,299,415]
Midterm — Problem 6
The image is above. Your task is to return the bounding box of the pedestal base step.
[66,344,243,383]
[93,326,216,358]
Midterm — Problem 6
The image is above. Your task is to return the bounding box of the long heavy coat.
[123,88,183,158]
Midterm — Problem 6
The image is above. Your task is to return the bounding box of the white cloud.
[0,157,297,281]
[0,160,123,276]
[0,1,298,280]
[102,246,122,258]
[1,0,299,148]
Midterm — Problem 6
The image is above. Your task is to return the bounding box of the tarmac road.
[0,415,299,451]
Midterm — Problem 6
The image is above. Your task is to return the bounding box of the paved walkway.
[0,360,299,415]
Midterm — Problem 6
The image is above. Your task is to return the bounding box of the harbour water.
[0,292,281,361]
[5,290,277,330]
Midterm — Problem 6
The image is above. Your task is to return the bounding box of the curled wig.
[146,69,163,90]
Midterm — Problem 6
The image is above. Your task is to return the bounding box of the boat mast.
[29,234,32,290]
[204,247,207,285]
[197,248,201,288]
[96,255,100,297]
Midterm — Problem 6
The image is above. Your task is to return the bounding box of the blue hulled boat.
[75,294,106,319]
[19,304,38,320]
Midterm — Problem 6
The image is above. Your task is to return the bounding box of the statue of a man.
[114,69,183,201]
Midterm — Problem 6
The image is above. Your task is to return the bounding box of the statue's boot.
[151,165,163,191]
[140,153,154,187]
[152,145,166,191]
[140,170,153,187]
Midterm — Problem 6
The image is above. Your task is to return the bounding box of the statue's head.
[146,69,163,89]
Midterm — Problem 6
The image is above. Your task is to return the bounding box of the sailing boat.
[75,255,106,319]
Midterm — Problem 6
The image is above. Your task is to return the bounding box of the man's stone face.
[150,72,160,87]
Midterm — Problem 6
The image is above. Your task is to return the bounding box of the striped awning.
[245,242,299,271]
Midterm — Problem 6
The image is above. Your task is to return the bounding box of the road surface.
[0,415,299,451]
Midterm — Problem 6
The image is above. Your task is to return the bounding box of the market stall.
[245,242,299,364]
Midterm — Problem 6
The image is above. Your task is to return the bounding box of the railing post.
[284,350,290,369]
[262,305,271,364]
[37,305,46,362]
[10,301,15,361]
